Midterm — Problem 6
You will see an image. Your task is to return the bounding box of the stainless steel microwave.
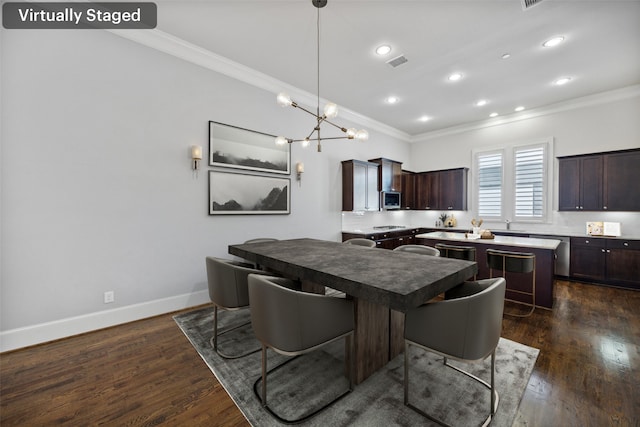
[381,191,401,210]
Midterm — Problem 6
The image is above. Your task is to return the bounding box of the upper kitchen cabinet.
[439,168,468,210]
[558,155,603,211]
[368,158,402,192]
[603,150,640,211]
[401,170,416,209]
[558,149,640,211]
[342,160,380,211]
[415,168,468,210]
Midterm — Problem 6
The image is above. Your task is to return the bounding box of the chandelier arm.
[322,119,348,133]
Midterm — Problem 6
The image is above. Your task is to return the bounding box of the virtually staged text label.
[2,2,157,29]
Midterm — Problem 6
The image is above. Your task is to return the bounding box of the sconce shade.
[296,162,305,173]
[191,145,203,160]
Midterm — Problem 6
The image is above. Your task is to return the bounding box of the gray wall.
[0,29,410,349]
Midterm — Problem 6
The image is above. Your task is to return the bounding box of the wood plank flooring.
[1,280,638,426]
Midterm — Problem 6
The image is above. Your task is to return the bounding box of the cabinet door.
[366,163,380,211]
[415,172,439,210]
[352,162,368,211]
[439,168,467,210]
[558,157,581,211]
[390,161,402,192]
[606,240,640,288]
[604,151,640,211]
[570,238,606,281]
[401,171,415,209]
[580,155,603,211]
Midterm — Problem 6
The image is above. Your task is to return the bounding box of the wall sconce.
[296,162,304,186]
[191,145,203,171]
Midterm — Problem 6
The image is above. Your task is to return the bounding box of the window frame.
[472,138,553,224]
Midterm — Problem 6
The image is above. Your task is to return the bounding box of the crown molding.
[108,28,412,142]
[411,84,640,143]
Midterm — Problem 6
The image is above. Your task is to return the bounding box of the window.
[473,140,551,223]
[514,146,545,218]
[477,152,503,218]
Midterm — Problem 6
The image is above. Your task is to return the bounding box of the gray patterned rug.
[174,305,538,426]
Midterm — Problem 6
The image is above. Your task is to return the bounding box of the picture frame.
[208,170,290,215]
[209,121,290,174]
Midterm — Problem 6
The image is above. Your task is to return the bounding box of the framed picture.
[208,171,290,215]
[209,121,290,174]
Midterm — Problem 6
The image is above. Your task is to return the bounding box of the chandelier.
[274,0,368,152]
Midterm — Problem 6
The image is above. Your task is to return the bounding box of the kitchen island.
[416,231,561,309]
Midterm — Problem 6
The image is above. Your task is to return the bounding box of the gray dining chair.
[248,274,355,424]
[404,277,506,426]
[487,249,536,317]
[393,244,440,256]
[244,238,279,270]
[343,238,376,248]
[205,257,270,359]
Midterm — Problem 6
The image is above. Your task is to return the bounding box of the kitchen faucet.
[505,219,511,230]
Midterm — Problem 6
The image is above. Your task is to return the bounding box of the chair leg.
[253,338,353,425]
[210,305,261,359]
[405,342,499,427]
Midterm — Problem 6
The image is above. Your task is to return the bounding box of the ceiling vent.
[521,0,545,10]
[386,55,408,68]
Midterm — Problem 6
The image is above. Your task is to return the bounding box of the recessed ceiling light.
[386,96,399,104]
[543,36,565,48]
[476,100,488,107]
[515,106,525,112]
[501,53,511,59]
[418,115,431,122]
[448,72,463,82]
[376,45,392,55]
[554,77,572,86]
[489,112,499,118]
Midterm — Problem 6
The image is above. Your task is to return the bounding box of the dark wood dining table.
[229,238,477,383]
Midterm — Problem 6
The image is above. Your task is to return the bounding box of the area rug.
[174,306,539,427]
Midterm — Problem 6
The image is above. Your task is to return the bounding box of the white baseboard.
[0,290,210,353]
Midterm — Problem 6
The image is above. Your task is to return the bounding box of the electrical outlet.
[104,291,115,304]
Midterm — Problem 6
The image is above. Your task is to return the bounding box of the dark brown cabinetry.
[342,160,379,211]
[415,168,468,210]
[558,155,603,211]
[603,150,640,211]
[570,237,640,289]
[401,170,416,209]
[342,228,424,250]
[559,149,640,211]
[368,158,402,192]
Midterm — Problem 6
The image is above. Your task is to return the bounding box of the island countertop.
[416,231,561,250]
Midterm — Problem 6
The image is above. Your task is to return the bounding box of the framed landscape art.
[209,121,290,174]
[208,171,290,215]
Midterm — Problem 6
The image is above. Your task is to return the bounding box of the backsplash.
[342,210,640,238]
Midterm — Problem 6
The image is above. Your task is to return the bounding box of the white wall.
[0,29,410,350]
[407,95,640,235]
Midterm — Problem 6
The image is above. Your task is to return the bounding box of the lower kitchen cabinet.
[570,237,640,289]
[342,228,423,250]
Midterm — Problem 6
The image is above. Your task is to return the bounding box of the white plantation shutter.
[514,146,545,218]
[477,152,503,218]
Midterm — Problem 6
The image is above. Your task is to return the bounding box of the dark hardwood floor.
[1,280,638,426]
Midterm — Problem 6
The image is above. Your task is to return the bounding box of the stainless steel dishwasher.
[530,234,571,277]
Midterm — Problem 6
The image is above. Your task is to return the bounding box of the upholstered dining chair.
[243,238,278,270]
[248,274,355,424]
[244,238,279,244]
[205,257,270,359]
[487,249,536,317]
[404,277,506,426]
[343,238,376,248]
[393,244,440,256]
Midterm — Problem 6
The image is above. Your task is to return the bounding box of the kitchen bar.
[416,231,561,309]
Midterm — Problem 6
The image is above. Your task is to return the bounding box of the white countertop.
[416,231,562,250]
